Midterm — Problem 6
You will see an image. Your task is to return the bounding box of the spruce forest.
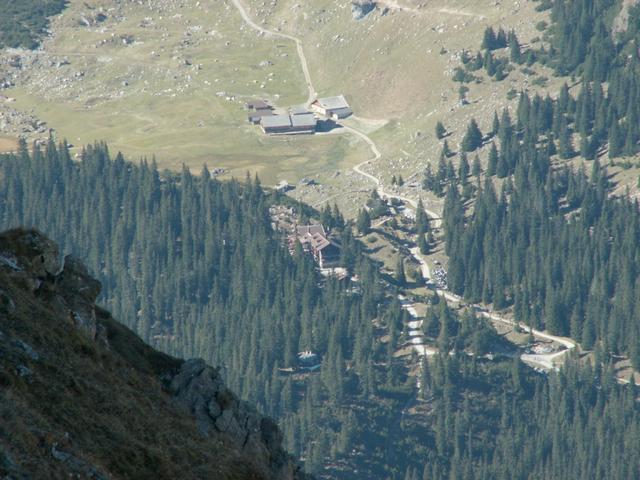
[2,0,640,479]
[0,0,67,49]
[1,138,639,479]
[442,0,640,368]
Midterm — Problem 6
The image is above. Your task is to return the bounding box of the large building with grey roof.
[247,99,320,134]
[259,112,317,135]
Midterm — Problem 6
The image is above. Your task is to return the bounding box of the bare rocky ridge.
[0,228,310,480]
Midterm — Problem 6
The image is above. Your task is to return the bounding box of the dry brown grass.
[0,264,274,479]
[0,136,17,153]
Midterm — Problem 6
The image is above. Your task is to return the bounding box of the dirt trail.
[230,0,315,105]
[348,126,441,224]
[229,0,636,384]
[409,246,577,370]
[230,0,421,218]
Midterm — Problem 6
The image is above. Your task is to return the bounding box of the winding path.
[230,0,315,105]
[230,0,434,220]
[230,0,391,195]
[230,0,636,383]
[404,248,575,371]
[350,141,441,227]
[409,247,576,370]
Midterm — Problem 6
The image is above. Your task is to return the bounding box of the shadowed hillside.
[0,228,309,480]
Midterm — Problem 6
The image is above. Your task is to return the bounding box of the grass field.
[4,0,370,184]
[244,0,559,173]
[242,0,577,211]
[0,135,17,153]
[5,0,638,203]
[9,84,368,183]
[4,0,552,183]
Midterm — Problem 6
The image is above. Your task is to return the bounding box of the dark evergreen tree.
[356,208,372,235]
[461,119,483,152]
[471,154,482,177]
[508,30,521,63]
[458,152,470,184]
[482,26,495,50]
[395,255,406,286]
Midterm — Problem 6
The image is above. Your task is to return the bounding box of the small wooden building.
[247,100,275,124]
[247,100,271,110]
[248,109,275,124]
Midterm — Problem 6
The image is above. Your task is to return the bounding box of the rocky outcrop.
[0,229,100,339]
[0,228,310,479]
[78,11,108,28]
[56,255,102,338]
[0,228,61,283]
[351,1,377,20]
[170,359,300,480]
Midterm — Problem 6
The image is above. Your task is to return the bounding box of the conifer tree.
[491,111,500,137]
[481,26,497,50]
[395,255,406,286]
[608,119,623,158]
[461,119,483,152]
[416,199,429,235]
[471,154,481,177]
[419,356,431,399]
[458,152,470,184]
[441,139,452,158]
[509,31,521,63]
[558,117,574,159]
[418,233,429,255]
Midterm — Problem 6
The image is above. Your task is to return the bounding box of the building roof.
[247,100,271,110]
[297,225,326,237]
[289,105,311,115]
[296,225,340,252]
[329,107,353,118]
[248,110,275,121]
[313,95,350,111]
[310,233,331,250]
[291,113,317,129]
[261,114,292,129]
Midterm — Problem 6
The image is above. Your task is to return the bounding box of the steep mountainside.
[0,228,309,480]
